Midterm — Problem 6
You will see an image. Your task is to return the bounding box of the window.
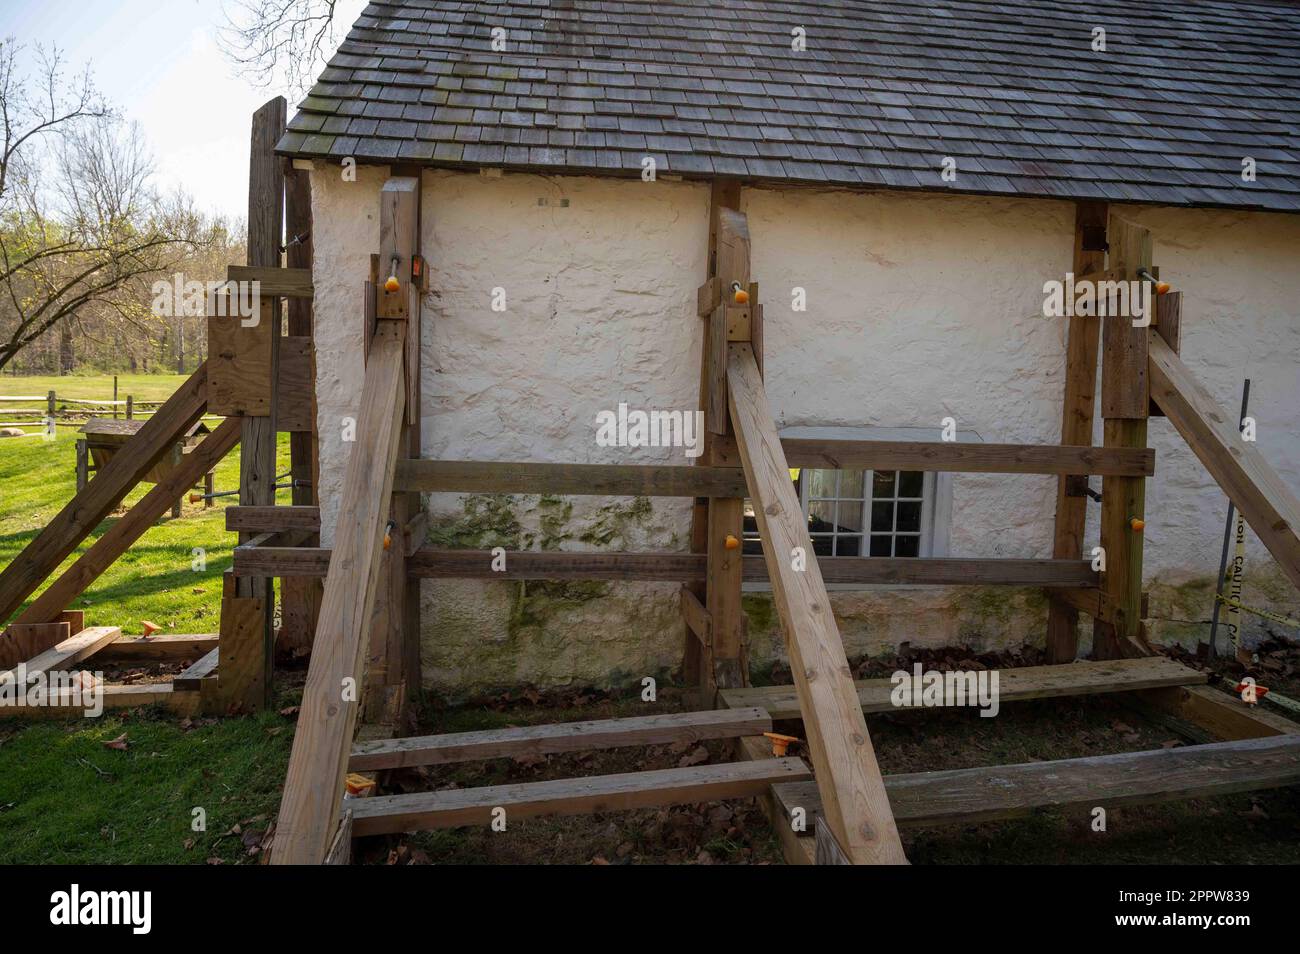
[741,426,962,576]
[743,467,935,557]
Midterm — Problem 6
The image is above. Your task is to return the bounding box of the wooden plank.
[782,439,1152,476]
[720,656,1205,721]
[226,265,313,298]
[235,96,286,706]
[204,598,264,709]
[276,336,314,432]
[226,505,322,533]
[1096,418,1150,657]
[347,757,812,836]
[12,419,241,635]
[3,627,121,681]
[708,496,746,689]
[0,364,208,627]
[349,707,773,771]
[173,647,220,691]
[272,321,408,865]
[280,161,321,659]
[727,341,905,864]
[377,178,418,322]
[96,634,219,664]
[706,204,749,689]
[1093,214,1153,659]
[233,546,1098,587]
[207,311,273,417]
[799,556,1096,587]
[1149,336,1300,590]
[1140,684,1298,741]
[773,734,1300,831]
[1055,587,1149,624]
[393,459,747,497]
[324,812,353,866]
[2,683,201,719]
[679,585,711,647]
[815,816,852,864]
[1148,291,1182,416]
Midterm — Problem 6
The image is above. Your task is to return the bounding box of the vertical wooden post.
[1094,214,1153,659]
[364,176,422,726]
[685,181,745,696]
[235,97,286,707]
[46,390,55,419]
[277,162,323,656]
[707,206,751,690]
[75,440,88,492]
[126,395,134,420]
[1046,201,1107,663]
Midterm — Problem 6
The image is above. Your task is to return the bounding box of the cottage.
[274,0,1300,695]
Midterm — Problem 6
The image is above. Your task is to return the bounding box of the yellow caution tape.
[1214,594,1300,629]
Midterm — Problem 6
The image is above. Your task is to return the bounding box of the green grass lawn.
[0,374,298,863]
[0,372,193,405]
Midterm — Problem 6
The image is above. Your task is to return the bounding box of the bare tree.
[0,40,198,373]
[221,0,343,97]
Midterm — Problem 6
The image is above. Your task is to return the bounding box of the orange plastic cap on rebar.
[764,731,801,757]
[724,533,740,550]
[384,275,401,293]
[1130,517,1146,532]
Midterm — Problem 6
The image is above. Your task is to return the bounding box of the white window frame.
[743,425,978,591]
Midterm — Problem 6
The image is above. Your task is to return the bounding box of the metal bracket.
[1065,475,1102,502]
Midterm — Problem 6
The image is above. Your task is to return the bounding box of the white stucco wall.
[310,166,1300,694]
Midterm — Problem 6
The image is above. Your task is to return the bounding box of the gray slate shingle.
[277,0,1300,212]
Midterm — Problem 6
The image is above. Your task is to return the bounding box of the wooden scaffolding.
[1,99,1298,864]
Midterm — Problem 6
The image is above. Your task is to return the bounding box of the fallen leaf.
[678,745,709,767]
[102,733,128,751]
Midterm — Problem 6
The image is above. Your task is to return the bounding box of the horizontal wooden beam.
[96,634,219,664]
[3,683,201,719]
[772,734,1300,832]
[347,757,812,836]
[233,546,1098,588]
[720,656,1204,721]
[349,707,772,771]
[782,439,1154,476]
[1139,684,1299,741]
[226,265,313,298]
[1148,336,1300,590]
[393,459,746,497]
[226,505,322,533]
[806,556,1096,587]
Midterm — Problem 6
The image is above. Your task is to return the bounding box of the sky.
[0,0,369,220]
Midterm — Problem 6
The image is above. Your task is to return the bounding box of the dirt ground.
[355,639,1300,865]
